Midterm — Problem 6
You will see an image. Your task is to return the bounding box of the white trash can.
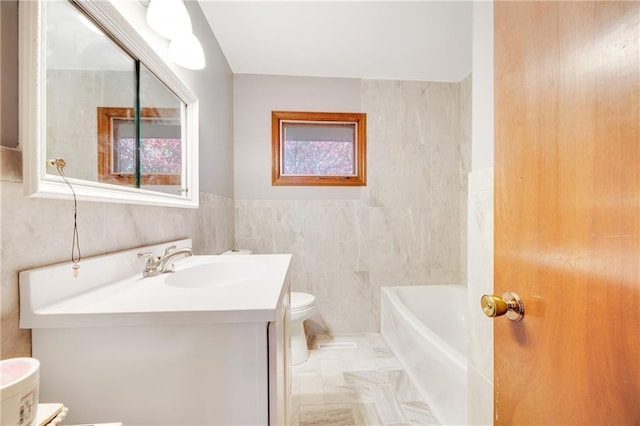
[1,358,40,426]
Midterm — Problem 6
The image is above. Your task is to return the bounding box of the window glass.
[282,122,356,176]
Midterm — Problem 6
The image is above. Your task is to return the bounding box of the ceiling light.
[78,14,103,36]
[169,32,206,70]
[146,0,192,40]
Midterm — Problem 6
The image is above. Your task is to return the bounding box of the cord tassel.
[56,164,82,277]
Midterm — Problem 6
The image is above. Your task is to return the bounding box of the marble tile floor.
[291,333,440,426]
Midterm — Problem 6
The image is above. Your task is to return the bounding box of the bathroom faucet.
[138,246,193,277]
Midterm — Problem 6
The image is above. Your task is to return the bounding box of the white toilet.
[290,292,316,365]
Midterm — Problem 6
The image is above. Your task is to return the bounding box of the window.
[97,107,181,186]
[272,111,366,186]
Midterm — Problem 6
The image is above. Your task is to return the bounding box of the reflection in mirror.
[46,0,136,182]
[98,107,182,190]
[138,64,185,195]
[22,0,199,206]
[46,1,187,195]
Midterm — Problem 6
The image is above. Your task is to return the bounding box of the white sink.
[19,239,292,328]
[165,260,265,288]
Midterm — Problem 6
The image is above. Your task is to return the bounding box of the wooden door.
[494,1,640,424]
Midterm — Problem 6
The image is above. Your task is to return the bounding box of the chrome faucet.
[138,246,193,277]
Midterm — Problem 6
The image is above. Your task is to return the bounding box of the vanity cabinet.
[32,299,291,425]
[20,241,292,425]
[269,291,291,425]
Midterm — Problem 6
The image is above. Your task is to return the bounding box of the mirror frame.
[19,0,199,208]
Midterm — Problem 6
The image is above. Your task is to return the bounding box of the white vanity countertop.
[19,241,292,329]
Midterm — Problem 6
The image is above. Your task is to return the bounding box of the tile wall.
[236,78,471,334]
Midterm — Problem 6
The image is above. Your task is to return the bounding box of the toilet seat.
[291,292,315,311]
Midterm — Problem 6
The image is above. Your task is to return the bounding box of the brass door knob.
[480,291,524,321]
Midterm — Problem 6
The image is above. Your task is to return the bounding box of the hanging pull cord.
[56,165,82,277]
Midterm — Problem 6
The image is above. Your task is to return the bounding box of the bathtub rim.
[381,284,468,371]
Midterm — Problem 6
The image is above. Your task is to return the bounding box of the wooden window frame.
[97,107,181,185]
[271,111,367,186]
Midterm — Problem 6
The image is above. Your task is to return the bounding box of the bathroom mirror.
[20,0,199,207]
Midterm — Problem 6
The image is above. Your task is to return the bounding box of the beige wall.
[0,1,235,359]
[234,76,471,334]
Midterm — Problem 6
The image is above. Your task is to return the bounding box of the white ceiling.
[198,1,473,82]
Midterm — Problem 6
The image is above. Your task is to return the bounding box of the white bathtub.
[381,285,468,425]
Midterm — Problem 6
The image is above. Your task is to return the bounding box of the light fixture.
[169,33,206,70]
[146,0,206,69]
[146,0,192,40]
[78,13,103,36]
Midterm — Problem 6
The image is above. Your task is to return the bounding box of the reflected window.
[98,107,181,185]
[114,138,181,175]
